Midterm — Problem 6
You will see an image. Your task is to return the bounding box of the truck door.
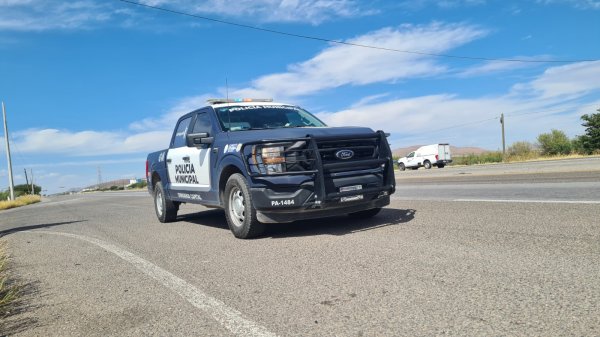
[166,113,212,193]
[406,152,416,167]
[187,111,213,190]
[167,116,193,191]
[438,144,451,161]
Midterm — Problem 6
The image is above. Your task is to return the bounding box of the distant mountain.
[392,144,490,157]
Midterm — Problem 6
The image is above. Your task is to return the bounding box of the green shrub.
[507,141,539,161]
[537,129,572,155]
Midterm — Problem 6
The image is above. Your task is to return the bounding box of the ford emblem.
[335,149,354,160]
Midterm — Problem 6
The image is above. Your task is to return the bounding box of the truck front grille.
[317,138,377,163]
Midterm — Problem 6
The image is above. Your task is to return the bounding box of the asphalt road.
[1,159,599,336]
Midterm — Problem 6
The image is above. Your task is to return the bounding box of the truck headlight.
[261,146,285,164]
[257,145,285,174]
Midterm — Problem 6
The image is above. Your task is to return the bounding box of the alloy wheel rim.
[229,187,245,227]
[156,190,163,216]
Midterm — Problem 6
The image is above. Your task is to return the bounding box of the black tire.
[224,173,265,239]
[154,181,177,222]
[424,160,432,169]
[437,164,445,168]
[349,208,382,219]
[398,163,405,171]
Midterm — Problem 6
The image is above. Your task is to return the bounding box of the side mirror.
[187,132,214,147]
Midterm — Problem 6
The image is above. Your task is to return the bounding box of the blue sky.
[1,0,599,194]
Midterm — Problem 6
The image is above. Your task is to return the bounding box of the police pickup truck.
[146,99,396,239]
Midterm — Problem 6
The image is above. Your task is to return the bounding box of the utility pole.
[500,113,506,159]
[24,168,29,192]
[30,169,34,194]
[97,166,102,189]
[2,101,15,201]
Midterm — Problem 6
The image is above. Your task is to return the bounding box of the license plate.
[340,185,362,192]
[340,195,364,202]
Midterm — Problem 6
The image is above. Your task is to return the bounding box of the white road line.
[454,198,600,204]
[26,231,277,337]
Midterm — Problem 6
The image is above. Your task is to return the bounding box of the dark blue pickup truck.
[146,99,396,238]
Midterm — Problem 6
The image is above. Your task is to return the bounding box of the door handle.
[166,159,172,163]
[182,156,190,161]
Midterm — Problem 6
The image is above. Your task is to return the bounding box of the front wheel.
[424,160,432,169]
[349,208,382,219]
[398,163,405,171]
[224,173,265,239]
[154,181,177,222]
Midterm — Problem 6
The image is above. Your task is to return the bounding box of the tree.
[578,111,600,154]
[537,129,572,156]
[13,184,42,197]
[0,184,41,200]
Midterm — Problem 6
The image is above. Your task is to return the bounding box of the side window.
[193,112,212,134]
[172,117,192,148]
[407,152,414,158]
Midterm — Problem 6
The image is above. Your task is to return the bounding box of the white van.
[397,144,452,171]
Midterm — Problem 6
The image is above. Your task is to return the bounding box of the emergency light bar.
[207,98,273,104]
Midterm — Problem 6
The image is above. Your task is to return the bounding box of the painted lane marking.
[454,199,600,204]
[25,231,277,337]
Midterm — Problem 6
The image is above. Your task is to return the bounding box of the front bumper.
[254,194,390,223]
[250,169,393,223]
[243,131,396,223]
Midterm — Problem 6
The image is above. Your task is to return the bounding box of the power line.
[428,116,500,133]
[117,0,598,64]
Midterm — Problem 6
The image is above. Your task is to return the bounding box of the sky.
[1,0,599,194]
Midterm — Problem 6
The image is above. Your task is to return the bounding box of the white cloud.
[129,94,214,131]
[511,61,600,99]
[11,128,171,156]
[26,158,146,168]
[536,0,600,9]
[140,0,371,25]
[317,61,600,149]
[398,0,486,10]
[457,56,551,77]
[232,23,487,99]
[0,0,116,31]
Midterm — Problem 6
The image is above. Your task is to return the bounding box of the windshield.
[215,105,327,131]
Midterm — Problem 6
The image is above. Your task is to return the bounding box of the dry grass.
[0,195,41,211]
[506,153,600,163]
[0,242,19,315]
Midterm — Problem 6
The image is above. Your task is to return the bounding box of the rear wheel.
[349,208,381,219]
[437,164,445,168]
[424,160,432,169]
[398,163,405,171]
[154,181,177,222]
[224,173,265,239]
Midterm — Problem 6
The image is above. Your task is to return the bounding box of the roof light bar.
[207,98,273,104]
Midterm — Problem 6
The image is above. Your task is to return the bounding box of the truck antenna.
[226,77,231,131]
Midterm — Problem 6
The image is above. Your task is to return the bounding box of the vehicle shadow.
[0,220,87,238]
[178,209,230,230]
[180,208,416,238]
[265,208,416,238]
